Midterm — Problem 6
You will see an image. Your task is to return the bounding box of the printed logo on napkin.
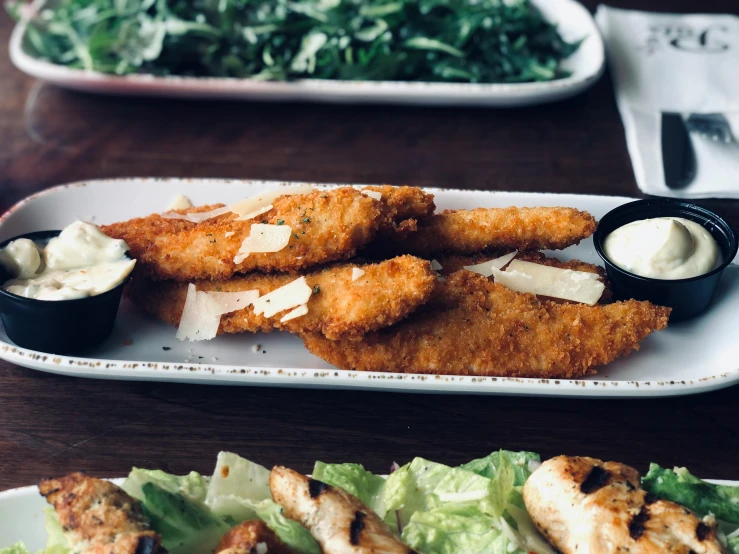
[645,24,731,54]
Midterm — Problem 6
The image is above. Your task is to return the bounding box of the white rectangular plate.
[9,0,604,107]
[0,477,735,550]
[0,178,737,397]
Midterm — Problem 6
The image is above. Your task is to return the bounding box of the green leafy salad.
[10,0,581,82]
[2,451,738,554]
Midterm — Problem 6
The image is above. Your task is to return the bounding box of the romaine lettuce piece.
[249,499,321,554]
[0,543,29,554]
[380,457,452,528]
[401,510,514,554]
[727,532,739,554]
[461,450,540,486]
[43,507,70,554]
[311,462,386,510]
[427,468,498,517]
[205,451,271,522]
[123,468,209,506]
[642,464,739,523]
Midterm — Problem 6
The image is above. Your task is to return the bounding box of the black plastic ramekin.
[0,230,130,354]
[594,199,738,322]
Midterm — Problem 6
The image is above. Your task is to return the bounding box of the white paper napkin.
[596,6,739,198]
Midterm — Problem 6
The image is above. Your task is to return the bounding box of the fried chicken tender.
[216,520,298,554]
[102,187,384,281]
[301,270,670,378]
[39,473,165,554]
[128,256,435,341]
[386,206,597,255]
[362,185,435,236]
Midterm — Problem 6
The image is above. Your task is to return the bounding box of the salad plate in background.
[9,0,605,107]
[0,178,737,397]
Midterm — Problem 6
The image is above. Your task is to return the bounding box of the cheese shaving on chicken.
[280,303,309,322]
[176,285,259,341]
[362,190,382,201]
[234,224,292,264]
[463,251,518,277]
[161,205,233,223]
[228,185,315,221]
[351,268,365,281]
[167,194,193,211]
[252,277,312,318]
[492,259,605,305]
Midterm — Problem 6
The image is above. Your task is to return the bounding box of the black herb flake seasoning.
[302,217,310,223]
[313,285,320,295]
[277,219,285,225]
[162,346,171,351]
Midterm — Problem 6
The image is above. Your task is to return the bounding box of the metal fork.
[685,113,737,144]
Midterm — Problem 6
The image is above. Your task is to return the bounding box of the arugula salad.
[1,451,738,554]
[11,0,581,83]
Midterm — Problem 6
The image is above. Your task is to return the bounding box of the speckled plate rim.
[8,0,605,107]
[0,477,735,551]
[0,178,737,398]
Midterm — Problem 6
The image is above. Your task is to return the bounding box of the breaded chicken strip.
[385,206,597,255]
[39,472,165,554]
[524,456,726,554]
[362,185,435,236]
[301,270,670,378]
[102,188,384,281]
[128,256,435,341]
[270,467,417,554]
[216,520,298,554]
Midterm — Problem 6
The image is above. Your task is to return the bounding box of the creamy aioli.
[603,217,721,280]
[0,221,135,300]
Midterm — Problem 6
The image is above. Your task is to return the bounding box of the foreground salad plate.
[0,178,737,397]
[9,0,604,107]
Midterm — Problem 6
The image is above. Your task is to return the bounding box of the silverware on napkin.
[661,112,696,190]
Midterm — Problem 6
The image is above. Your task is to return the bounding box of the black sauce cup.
[0,230,130,354]
[594,199,738,322]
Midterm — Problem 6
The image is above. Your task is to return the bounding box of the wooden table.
[0,0,737,491]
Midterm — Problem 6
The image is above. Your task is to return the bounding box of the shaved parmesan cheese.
[176,284,221,342]
[351,267,365,281]
[224,231,235,238]
[167,194,193,211]
[463,251,517,277]
[229,185,315,221]
[280,303,309,322]
[252,277,312,318]
[437,489,489,503]
[234,224,292,264]
[362,190,382,201]
[161,205,233,224]
[430,259,443,271]
[176,287,259,341]
[206,290,260,314]
[493,260,605,305]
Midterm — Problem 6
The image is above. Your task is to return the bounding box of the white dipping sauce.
[603,217,721,280]
[0,221,135,300]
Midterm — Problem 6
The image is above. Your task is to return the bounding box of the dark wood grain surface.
[0,1,738,491]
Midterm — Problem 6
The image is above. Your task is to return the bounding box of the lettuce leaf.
[205,451,272,522]
[0,543,29,554]
[43,507,70,554]
[248,499,321,554]
[461,450,540,485]
[312,462,386,510]
[401,510,511,554]
[642,464,739,524]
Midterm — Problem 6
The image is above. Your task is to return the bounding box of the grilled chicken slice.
[216,520,298,554]
[39,472,165,554]
[523,456,726,554]
[269,466,417,554]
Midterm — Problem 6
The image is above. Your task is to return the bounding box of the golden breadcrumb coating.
[301,270,670,378]
[127,255,436,341]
